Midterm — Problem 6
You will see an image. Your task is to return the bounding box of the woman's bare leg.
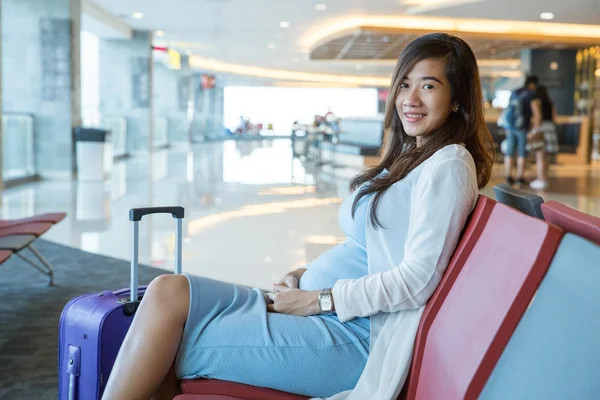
[516,156,526,181]
[542,153,550,183]
[504,155,513,179]
[535,150,546,181]
[102,275,190,400]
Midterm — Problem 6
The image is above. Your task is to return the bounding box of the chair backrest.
[410,204,563,400]
[404,195,496,399]
[541,200,600,245]
[493,183,544,219]
[479,233,600,399]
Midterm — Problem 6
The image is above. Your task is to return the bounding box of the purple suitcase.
[58,206,184,400]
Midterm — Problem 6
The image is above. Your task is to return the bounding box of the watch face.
[320,295,332,312]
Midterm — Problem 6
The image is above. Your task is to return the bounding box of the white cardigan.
[312,144,479,400]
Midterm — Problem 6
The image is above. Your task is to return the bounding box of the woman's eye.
[423,84,434,89]
[400,83,409,89]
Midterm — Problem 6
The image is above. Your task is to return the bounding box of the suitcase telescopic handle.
[129,206,184,221]
[128,207,185,305]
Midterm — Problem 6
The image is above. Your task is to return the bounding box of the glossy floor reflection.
[1,139,599,289]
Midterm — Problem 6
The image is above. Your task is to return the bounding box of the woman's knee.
[145,275,190,323]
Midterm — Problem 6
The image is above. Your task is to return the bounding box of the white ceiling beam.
[82,0,133,39]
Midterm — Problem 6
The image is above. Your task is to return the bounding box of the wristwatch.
[318,288,334,314]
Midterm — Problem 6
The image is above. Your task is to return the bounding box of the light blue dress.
[175,187,374,397]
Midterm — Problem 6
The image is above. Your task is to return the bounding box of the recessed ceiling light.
[155,30,165,37]
[280,21,290,28]
[550,61,559,70]
[540,12,554,20]
[315,4,327,11]
[132,12,143,19]
[267,43,275,49]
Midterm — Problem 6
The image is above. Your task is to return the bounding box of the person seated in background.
[527,85,559,190]
[312,114,326,129]
[101,32,493,400]
[235,116,250,134]
[324,107,335,119]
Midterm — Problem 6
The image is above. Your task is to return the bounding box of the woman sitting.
[102,32,494,400]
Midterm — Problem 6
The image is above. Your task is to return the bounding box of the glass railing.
[101,116,128,158]
[154,117,169,148]
[2,113,36,182]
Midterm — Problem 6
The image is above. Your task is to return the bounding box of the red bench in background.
[0,212,66,285]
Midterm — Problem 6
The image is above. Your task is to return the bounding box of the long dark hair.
[350,33,494,228]
[536,85,552,104]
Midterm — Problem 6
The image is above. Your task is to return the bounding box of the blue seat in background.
[480,233,600,399]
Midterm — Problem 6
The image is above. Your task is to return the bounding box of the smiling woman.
[395,58,454,146]
[350,32,494,227]
[102,32,494,400]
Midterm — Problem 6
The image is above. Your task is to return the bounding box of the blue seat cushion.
[480,233,600,399]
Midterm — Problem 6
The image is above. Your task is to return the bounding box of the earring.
[453,104,460,112]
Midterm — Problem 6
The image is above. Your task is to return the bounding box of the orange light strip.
[271,81,363,88]
[302,15,600,50]
[189,55,520,84]
[189,55,391,86]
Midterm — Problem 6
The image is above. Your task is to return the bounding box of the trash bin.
[74,127,112,181]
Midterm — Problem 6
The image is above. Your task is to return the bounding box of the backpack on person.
[498,89,526,130]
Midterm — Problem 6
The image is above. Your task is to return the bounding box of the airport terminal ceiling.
[91,0,600,80]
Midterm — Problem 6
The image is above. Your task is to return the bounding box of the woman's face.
[394,58,454,147]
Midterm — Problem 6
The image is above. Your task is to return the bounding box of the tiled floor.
[1,139,599,289]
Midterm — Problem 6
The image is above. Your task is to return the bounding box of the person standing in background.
[502,76,538,186]
[527,86,559,190]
